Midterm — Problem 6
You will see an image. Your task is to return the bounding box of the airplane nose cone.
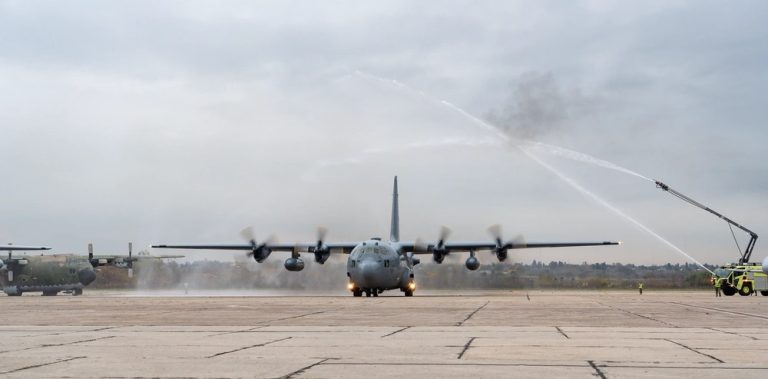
[360,261,379,284]
[78,269,96,286]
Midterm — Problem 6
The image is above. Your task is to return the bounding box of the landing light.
[408,282,416,290]
[347,282,354,290]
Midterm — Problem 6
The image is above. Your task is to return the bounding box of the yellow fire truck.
[713,263,768,296]
[656,181,767,297]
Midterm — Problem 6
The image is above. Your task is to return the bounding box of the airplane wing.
[0,245,51,251]
[401,241,619,253]
[92,254,185,262]
[152,243,359,254]
[151,243,305,251]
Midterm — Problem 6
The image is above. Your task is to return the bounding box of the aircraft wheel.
[372,291,378,297]
[8,292,22,297]
[404,290,413,297]
[73,289,83,296]
[365,289,371,297]
[42,291,58,296]
[761,291,768,296]
[739,284,753,296]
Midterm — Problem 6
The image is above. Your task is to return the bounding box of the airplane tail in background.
[390,176,399,242]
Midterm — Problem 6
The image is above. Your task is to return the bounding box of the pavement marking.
[587,360,607,379]
[206,337,292,358]
[555,326,570,339]
[381,326,410,338]
[457,337,476,359]
[280,358,331,379]
[0,356,86,375]
[456,301,490,326]
[664,338,724,363]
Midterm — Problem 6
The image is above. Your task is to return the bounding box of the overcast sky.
[1,1,766,266]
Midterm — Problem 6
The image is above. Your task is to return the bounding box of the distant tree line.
[90,258,715,290]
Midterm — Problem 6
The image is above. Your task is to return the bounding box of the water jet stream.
[354,70,711,271]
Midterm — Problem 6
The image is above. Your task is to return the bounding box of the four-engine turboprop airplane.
[1,243,183,296]
[153,177,619,297]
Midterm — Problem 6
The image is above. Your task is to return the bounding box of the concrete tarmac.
[1,290,767,378]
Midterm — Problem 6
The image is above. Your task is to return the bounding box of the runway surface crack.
[664,338,724,363]
[0,336,116,355]
[597,302,677,327]
[381,326,410,338]
[0,356,86,375]
[207,337,291,358]
[587,360,607,379]
[555,326,570,339]
[457,301,489,326]
[706,327,759,340]
[279,358,330,379]
[209,325,267,336]
[262,311,326,324]
[667,302,768,321]
[457,337,476,359]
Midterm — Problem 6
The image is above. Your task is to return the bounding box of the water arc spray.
[354,70,712,272]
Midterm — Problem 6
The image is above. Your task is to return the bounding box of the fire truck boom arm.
[655,180,758,263]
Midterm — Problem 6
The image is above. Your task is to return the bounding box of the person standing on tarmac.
[638,282,643,295]
[714,277,721,297]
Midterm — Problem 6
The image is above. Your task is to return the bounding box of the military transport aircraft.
[153,177,619,297]
[1,243,182,296]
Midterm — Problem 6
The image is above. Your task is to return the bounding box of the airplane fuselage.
[0,255,96,296]
[346,239,413,296]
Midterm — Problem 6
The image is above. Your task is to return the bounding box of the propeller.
[432,226,451,263]
[4,252,13,281]
[127,242,134,278]
[240,227,274,263]
[313,226,331,264]
[488,224,517,262]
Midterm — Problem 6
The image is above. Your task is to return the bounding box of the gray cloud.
[0,1,766,267]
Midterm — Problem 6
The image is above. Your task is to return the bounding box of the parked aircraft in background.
[1,243,182,296]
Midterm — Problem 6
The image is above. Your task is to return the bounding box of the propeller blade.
[414,237,428,252]
[128,242,134,278]
[240,226,256,245]
[317,226,328,245]
[488,224,503,246]
[241,227,260,257]
[509,234,526,249]
[439,225,451,241]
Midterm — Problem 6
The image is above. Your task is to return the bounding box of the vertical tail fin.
[390,176,400,242]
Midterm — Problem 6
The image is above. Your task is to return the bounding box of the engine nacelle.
[465,256,480,271]
[284,257,305,272]
[433,250,447,264]
[495,248,508,262]
[314,249,330,264]
[252,247,272,263]
[763,256,768,275]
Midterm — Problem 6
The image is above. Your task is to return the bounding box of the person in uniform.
[713,277,721,297]
[638,282,643,295]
